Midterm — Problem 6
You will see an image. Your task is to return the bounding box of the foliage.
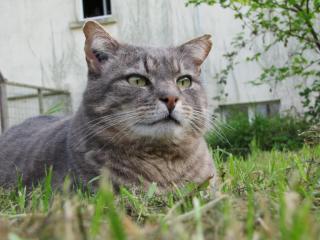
[44,101,66,115]
[207,114,310,156]
[188,0,320,123]
[300,123,320,145]
[0,146,320,239]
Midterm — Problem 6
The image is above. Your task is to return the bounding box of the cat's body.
[0,114,213,191]
[0,116,71,188]
[0,21,216,192]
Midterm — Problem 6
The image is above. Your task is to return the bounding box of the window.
[254,101,280,118]
[82,0,112,19]
[219,100,280,122]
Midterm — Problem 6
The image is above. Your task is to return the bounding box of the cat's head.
[82,21,212,143]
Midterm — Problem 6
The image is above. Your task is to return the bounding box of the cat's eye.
[128,76,149,87]
[176,76,192,90]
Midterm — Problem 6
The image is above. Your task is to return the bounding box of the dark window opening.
[106,0,112,15]
[82,0,112,19]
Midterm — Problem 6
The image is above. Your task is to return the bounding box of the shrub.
[207,114,310,156]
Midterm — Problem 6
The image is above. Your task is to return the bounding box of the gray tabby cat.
[0,21,215,192]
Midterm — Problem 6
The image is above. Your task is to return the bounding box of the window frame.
[219,99,281,123]
[78,0,112,21]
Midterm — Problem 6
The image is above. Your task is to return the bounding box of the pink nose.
[160,96,179,112]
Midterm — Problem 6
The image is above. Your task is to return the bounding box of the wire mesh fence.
[0,72,72,133]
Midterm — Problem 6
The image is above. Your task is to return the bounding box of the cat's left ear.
[83,20,119,74]
[178,35,212,67]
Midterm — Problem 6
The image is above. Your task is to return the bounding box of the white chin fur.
[131,122,184,139]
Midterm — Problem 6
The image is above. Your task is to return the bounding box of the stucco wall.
[0,0,305,115]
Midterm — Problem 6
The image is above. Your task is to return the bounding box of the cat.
[0,21,216,192]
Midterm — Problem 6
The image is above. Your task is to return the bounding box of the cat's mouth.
[147,115,181,126]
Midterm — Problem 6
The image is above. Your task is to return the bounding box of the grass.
[0,145,320,240]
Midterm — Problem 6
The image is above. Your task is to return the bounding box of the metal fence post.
[0,72,9,133]
[38,89,44,114]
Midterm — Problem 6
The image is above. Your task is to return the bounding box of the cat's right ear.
[83,21,119,74]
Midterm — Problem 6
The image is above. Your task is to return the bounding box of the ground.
[0,145,319,240]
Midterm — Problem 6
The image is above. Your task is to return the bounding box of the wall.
[0,0,306,116]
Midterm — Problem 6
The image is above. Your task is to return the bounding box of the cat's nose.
[160,96,179,113]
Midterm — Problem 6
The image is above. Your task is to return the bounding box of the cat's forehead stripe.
[122,46,184,76]
[143,56,159,73]
[172,58,181,74]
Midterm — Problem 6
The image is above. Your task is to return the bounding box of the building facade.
[0,0,306,124]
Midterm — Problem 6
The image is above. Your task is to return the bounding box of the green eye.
[176,76,192,90]
[128,76,148,87]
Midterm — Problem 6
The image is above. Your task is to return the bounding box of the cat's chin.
[131,121,185,140]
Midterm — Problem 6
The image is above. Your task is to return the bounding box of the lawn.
[0,145,319,240]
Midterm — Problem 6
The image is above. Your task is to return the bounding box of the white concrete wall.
[0,0,306,116]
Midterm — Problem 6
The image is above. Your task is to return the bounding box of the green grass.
[0,145,320,240]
